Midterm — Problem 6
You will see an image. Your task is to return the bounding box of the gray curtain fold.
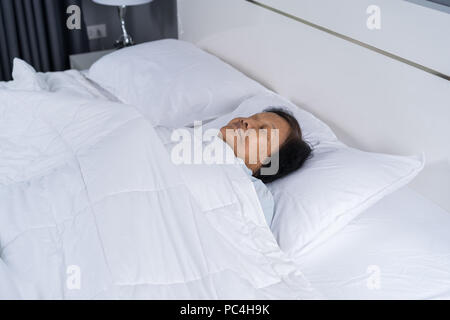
[0,0,89,81]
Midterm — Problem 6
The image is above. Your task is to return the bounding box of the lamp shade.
[93,0,152,6]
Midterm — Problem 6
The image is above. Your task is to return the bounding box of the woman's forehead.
[255,112,288,126]
[252,112,273,120]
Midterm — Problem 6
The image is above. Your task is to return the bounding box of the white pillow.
[0,58,48,91]
[204,92,338,146]
[205,93,424,255]
[88,39,265,128]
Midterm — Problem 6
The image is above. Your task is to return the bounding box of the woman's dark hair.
[254,107,312,183]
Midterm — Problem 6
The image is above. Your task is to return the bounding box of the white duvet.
[0,89,318,299]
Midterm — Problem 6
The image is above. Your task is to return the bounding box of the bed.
[1,39,449,300]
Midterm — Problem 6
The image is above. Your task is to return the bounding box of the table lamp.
[92,0,153,48]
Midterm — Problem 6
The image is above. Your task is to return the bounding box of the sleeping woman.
[219,108,312,226]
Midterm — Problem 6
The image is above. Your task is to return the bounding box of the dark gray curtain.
[0,0,89,81]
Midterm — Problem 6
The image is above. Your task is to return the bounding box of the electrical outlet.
[87,24,107,40]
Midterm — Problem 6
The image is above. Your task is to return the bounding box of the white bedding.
[40,69,119,102]
[0,89,318,299]
[2,70,449,300]
[297,187,450,300]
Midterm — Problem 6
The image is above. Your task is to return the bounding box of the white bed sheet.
[295,187,450,300]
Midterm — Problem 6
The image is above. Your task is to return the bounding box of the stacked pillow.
[88,39,266,128]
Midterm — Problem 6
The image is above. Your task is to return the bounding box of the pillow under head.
[206,93,424,255]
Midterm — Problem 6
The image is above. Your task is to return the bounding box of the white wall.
[178,0,450,211]
[257,0,450,76]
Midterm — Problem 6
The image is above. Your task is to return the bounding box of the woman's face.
[220,112,291,173]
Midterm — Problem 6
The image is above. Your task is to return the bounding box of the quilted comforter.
[0,90,318,299]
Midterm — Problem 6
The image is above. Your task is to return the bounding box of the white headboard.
[177,0,450,212]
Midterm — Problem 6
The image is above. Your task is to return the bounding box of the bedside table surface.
[70,49,115,70]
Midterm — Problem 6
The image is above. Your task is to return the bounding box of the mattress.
[296,187,450,299]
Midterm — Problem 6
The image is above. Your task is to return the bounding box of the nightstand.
[69,49,115,71]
